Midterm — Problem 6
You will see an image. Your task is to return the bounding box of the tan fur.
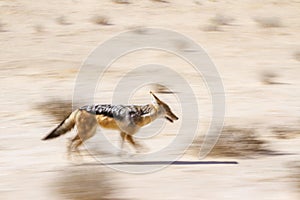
[43,92,178,155]
[96,115,120,130]
[68,110,140,153]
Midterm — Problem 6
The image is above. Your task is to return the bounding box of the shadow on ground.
[78,160,239,166]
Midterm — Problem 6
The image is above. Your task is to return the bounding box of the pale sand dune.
[1,0,300,199]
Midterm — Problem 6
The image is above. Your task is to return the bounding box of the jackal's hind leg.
[73,125,97,152]
[67,135,81,160]
[68,111,98,156]
[68,134,79,152]
[67,134,83,159]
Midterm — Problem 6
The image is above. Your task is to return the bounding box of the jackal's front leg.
[126,135,143,150]
[119,132,144,153]
[120,131,127,152]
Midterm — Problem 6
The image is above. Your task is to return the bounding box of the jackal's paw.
[135,145,150,154]
[66,151,83,164]
[117,150,128,157]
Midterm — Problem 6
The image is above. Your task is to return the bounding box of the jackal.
[42,91,178,153]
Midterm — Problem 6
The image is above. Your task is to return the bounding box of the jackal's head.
[150,91,179,123]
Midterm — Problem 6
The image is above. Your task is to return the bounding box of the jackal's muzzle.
[165,112,179,123]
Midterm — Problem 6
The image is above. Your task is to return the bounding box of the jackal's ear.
[150,91,161,104]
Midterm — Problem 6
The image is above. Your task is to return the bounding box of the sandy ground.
[1,0,300,199]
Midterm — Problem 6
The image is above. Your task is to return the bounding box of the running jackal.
[42,91,178,153]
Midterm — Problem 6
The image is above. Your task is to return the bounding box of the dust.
[190,126,273,158]
[35,99,72,122]
[54,166,116,200]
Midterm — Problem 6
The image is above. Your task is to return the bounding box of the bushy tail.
[42,110,78,140]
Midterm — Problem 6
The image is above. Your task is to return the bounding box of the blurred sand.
[1,0,300,199]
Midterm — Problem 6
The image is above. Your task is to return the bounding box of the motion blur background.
[1,0,300,199]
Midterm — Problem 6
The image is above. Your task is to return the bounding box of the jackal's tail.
[42,109,79,140]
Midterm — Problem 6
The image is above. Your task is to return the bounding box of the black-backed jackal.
[42,92,178,154]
